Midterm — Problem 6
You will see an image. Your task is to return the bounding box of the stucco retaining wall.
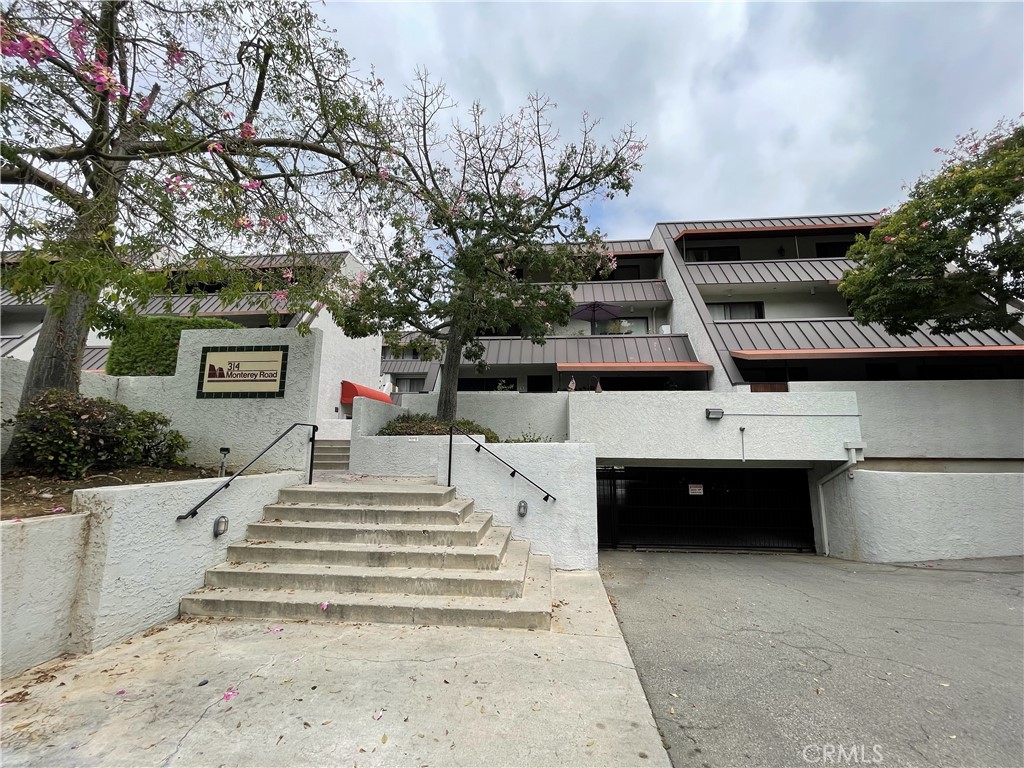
[791,380,1024,459]
[438,442,598,570]
[69,471,303,655]
[2,329,322,471]
[401,392,569,441]
[1,514,89,677]
[568,390,861,462]
[823,469,1024,563]
[350,434,482,477]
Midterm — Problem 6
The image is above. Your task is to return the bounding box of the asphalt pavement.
[600,551,1023,768]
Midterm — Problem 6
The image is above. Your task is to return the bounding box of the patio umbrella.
[570,301,622,334]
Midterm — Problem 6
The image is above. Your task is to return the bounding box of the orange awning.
[341,380,393,405]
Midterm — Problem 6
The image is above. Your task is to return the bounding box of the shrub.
[8,389,189,479]
[503,431,553,443]
[377,413,500,444]
[106,316,243,375]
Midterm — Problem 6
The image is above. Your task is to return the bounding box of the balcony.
[533,279,671,305]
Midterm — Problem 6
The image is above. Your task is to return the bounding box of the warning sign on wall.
[688,484,704,496]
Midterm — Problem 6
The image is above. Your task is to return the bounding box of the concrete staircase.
[180,478,552,629]
[311,439,349,472]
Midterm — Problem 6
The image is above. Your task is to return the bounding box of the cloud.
[323,0,1022,239]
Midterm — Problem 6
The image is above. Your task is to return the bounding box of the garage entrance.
[597,466,815,551]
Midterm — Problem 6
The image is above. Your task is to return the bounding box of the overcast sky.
[320,1,1022,240]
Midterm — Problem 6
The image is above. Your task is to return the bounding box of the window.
[815,241,855,259]
[394,377,425,393]
[526,375,554,392]
[687,245,741,262]
[610,265,641,280]
[595,317,649,335]
[707,302,765,320]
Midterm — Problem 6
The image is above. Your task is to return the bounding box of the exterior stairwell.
[180,478,552,629]
[311,439,349,472]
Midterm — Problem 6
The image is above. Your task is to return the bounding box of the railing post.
[447,426,453,487]
[308,424,319,485]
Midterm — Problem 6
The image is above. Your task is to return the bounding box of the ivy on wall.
[106,317,244,376]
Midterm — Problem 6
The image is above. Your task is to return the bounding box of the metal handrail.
[177,422,319,521]
[446,425,556,502]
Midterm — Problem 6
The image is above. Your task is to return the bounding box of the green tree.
[840,119,1024,335]
[1,0,378,406]
[328,74,646,420]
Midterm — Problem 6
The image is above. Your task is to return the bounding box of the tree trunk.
[436,323,464,421]
[18,285,94,405]
[1,284,94,468]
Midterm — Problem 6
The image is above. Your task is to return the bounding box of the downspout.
[816,442,864,557]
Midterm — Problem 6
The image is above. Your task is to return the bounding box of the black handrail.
[447,425,556,502]
[178,422,319,521]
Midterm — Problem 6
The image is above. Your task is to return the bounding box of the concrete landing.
[0,572,670,768]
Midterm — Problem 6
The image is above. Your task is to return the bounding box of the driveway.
[600,552,1023,768]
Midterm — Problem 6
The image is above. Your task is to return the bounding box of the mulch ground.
[1,466,216,520]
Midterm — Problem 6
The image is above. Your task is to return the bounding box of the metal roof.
[1,288,50,307]
[662,213,879,241]
[469,334,705,366]
[138,292,286,316]
[716,318,1024,356]
[380,359,440,391]
[1,335,25,355]
[605,239,660,254]
[535,280,671,304]
[82,346,110,372]
[687,258,852,285]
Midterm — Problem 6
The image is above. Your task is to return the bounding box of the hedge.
[106,316,243,376]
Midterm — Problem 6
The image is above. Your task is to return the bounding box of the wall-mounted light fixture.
[213,515,229,538]
[705,408,725,420]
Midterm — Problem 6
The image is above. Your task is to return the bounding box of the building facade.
[385,213,1024,562]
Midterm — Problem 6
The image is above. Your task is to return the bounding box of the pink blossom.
[166,43,185,69]
[234,216,254,230]
[282,269,294,282]
[165,174,192,198]
[138,96,152,115]
[239,122,256,140]
[241,178,262,191]
[68,19,88,63]
[80,58,129,102]
[223,686,238,701]
[919,221,931,229]
[272,288,289,303]
[378,168,390,181]
[274,213,288,223]
[319,601,329,611]
[207,142,224,154]
[2,31,59,68]
[258,218,271,228]
[883,235,895,243]
[222,111,235,122]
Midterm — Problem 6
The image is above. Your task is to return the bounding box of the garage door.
[597,467,815,551]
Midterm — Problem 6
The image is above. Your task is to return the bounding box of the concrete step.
[182,551,552,630]
[278,482,455,507]
[314,440,350,448]
[313,447,350,457]
[228,526,511,570]
[312,461,349,470]
[263,498,473,525]
[246,512,492,547]
[206,540,532,598]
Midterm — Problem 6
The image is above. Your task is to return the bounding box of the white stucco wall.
[115,328,321,471]
[568,390,861,462]
[438,442,598,570]
[350,434,482,477]
[791,380,1024,459]
[1,514,89,677]
[401,392,570,441]
[823,469,1024,563]
[309,307,384,427]
[69,471,302,654]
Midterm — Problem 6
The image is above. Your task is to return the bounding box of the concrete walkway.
[1,571,669,768]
